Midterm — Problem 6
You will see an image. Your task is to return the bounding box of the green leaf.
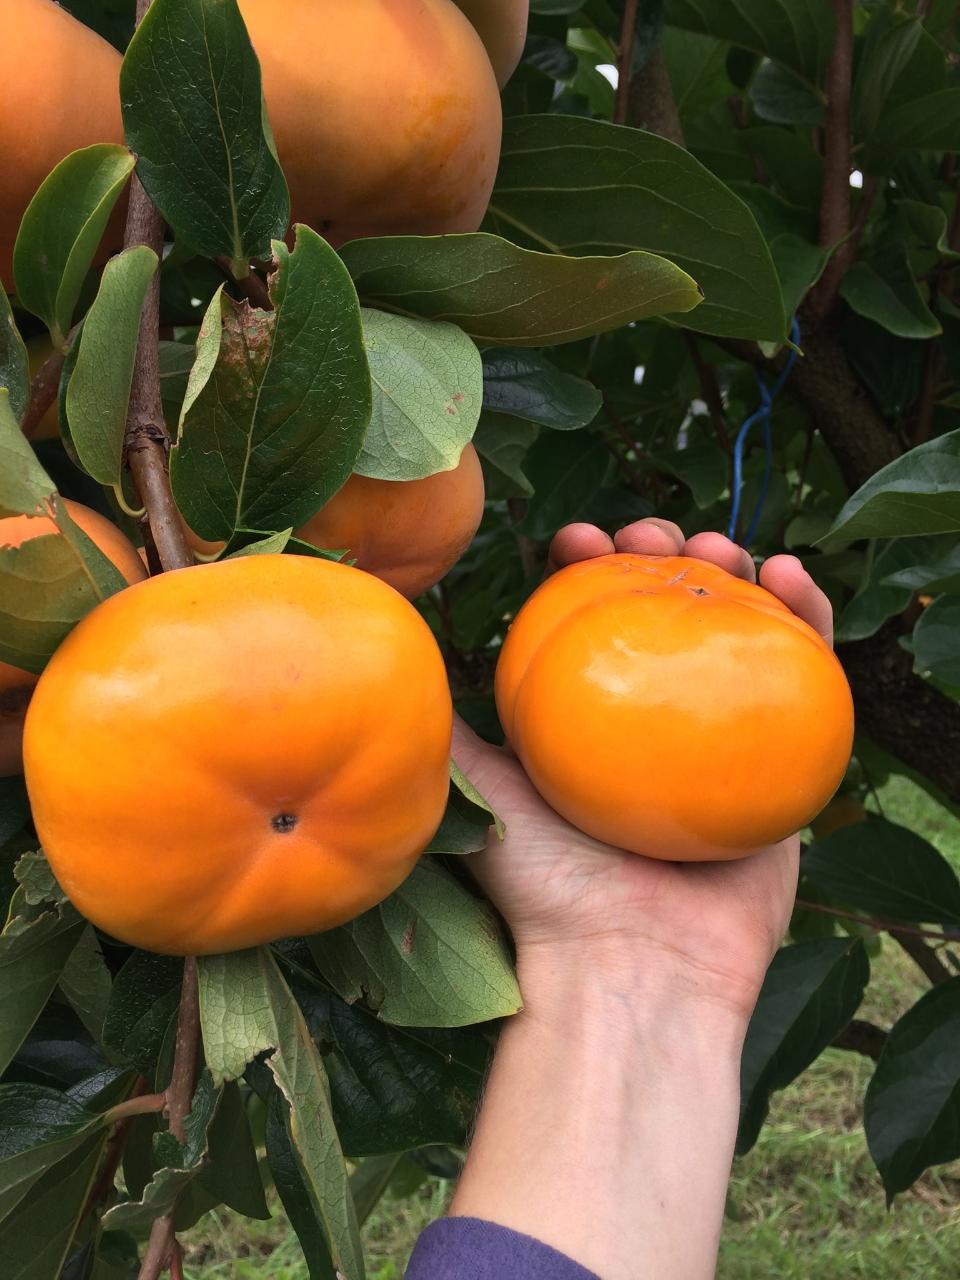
[821,430,960,544]
[264,1088,338,1280]
[853,13,930,139]
[839,250,941,340]
[0,391,56,519]
[472,414,538,498]
[487,114,785,341]
[653,437,728,509]
[356,310,482,482]
[198,1080,269,1221]
[58,927,112,1047]
[120,0,289,276]
[519,429,612,540]
[865,978,960,1200]
[867,89,960,172]
[198,948,363,1280]
[308,858,521,1029]
[426,765,501,857]
[882,541,960,595]
[102,952,183,1075]
[65,246,158,487]
[481,348,601,430]
[341,232,701,348]
[802,818,960,927]
[738,938,869,1154]
[834,539,923,643]
[12,144,134,346]
[280,959,492,1155]
[0,1131,107,1280]
[767,233,831,319]
[349,1154,404,1227]
[663,0,834,82]
[171,226,371,541]
[0,291,29,422]
[913,596,960,688]
[0,1085,102,1221]
[890,200,960,264]
[0,886,85,1076]
[748,61,825,126]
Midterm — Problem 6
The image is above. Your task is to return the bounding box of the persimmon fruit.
[237,0,502,244]
[297,445,485,598]
[1,0,123,291]
[0,499,146,777]
[453,0,529,87]
[23,555,453,955]
[496,553,854,861]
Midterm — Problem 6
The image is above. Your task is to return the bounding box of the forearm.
[450,945,749,1280]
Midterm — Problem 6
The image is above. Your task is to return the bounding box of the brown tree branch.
[166,957,200,1144]
[215,255,272,310]
[138,1214,176,1280]
[20,339,69,439]
[104,1091,168,1125]
[613,0,640,127]
[808,0,855,322]
[831,1018,887,1061]
[794,898,957,943]
[893,931,954,986]
[626,49,684,146]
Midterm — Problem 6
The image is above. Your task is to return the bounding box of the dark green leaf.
[58,927,112,1047]
[341,231,700,347]
[839,250,940,340]
[473,414,538,499]
[265,1088,337,1280]
[865,978,960,1200]
[867,89,960,172]
[102,952,183,1074]
[349,1154,403,1227]
[487,115,784,341]
[653,438,728,509]
[426,764,501,857]
[834,539,923,643]
[480,348,601,430]
[913,596,960,688]
[357,310,482,481]
[821,430,960,544]
[738,939,869,1153]
[664,0,834,82]
[519,429,611,540]
[308,859,521,1029]
[0,1085,101,1221]
[0,291,29,422]
[882,542,960,595]
[171,226,371,541]
[198,1081,269,1220]
[0,391,56,519]
[120,0,289,275]
[65,246,158,487]
[802,818,960,927]
[12,144,134,346]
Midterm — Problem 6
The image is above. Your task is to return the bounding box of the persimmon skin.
[297,445,485,598]
[1,0,123,291]
[0,499,146,776]
[453,0,530,87]
[496,553,854,861]
[23,555,453,955]
[237,0,502,243]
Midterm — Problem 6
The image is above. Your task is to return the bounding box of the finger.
[612,517,685,557]
[548,523,615,574]
[759,555,834,646]
[683,531,757,583]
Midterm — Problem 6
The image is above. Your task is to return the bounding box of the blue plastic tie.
[727,317,801,546]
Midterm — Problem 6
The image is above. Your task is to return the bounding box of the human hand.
[454,518,835,1021]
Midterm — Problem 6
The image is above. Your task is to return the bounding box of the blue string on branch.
[727,317,802,546]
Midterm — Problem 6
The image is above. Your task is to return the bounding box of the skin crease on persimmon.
[496,520,854,862]
[0,500,146,777]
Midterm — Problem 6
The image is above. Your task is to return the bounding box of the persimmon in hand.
[496,553,854,861]
[24,554,452,955]
[0,500,145,777]
[297,445,485,598]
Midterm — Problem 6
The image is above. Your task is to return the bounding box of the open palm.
[454,518,836,1017]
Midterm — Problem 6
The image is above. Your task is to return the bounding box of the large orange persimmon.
[453,0,530,87]
[496,554,854,861]
[1,0,123,290]
[297,445,485,598]
[237,0,502,243]
[24,555,453,955]
[0,499,146,777]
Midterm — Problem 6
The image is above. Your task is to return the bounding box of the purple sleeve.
[405,1216,600,1280]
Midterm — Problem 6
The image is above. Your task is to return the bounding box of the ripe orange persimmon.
[24,555,453,955]
[453,0,529,87]
[0,499,146,776]
[1,0,123,290]
[496,554,854,861]
[297,445,485,598]
[237,0,502,243]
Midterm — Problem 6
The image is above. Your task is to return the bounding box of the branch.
[626,49,684,146]
[138,1214,176,1280]
[831,1018,887,1061]
[893,930,954,986]
[808,0,855,322]
[794,898,957,943]
[104,1091,167,1125]
[166,957,200,1143]
[215,255,272,310]
[613,0,640,127]
[20,336,70,439]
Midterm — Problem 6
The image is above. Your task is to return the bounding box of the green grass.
[181,773,960,1277]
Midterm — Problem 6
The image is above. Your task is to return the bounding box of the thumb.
[451,715,534,819]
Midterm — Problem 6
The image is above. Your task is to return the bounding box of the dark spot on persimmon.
[272,813,298,834]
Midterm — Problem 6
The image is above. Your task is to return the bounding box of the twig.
[911,341,942,446]
[506,499,540,580]
[215,255,272,310]
[794,897,956,943]
[166,957,200,1143]
[893,930,954,986]
[138,1214,176,1280]
[808,0,855,322]
[84,1076,151,1218]
[20,336,71,439]
[613,0,640,126]
[169,1243,185,1280]
[627,49,684,146]
[104,1091,167,1125]
[831,1018,887,1061]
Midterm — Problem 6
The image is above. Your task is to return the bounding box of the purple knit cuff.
[405,1216,601,1279]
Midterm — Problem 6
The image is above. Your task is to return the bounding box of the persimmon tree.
[1,0,959,1277]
